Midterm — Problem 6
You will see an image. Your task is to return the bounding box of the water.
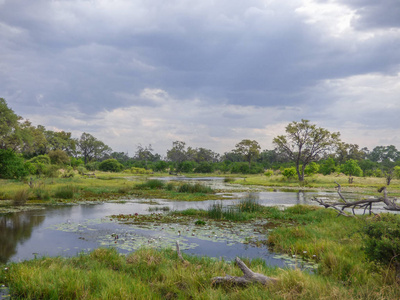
[0,177,370,268]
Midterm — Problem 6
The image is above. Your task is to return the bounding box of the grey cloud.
[333,0,400,30]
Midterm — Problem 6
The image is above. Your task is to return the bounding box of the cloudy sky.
[1,0,400,156]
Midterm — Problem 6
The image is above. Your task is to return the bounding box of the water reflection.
[0,213,45,263]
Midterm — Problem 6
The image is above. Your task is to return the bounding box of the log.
[211,257,277,286]
[313,184,400,216]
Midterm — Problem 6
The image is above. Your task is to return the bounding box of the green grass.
[3,243,399,299]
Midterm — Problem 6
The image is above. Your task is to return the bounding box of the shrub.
[125,167,152,174]
[27,155,51,165]
[282,167,297,179]
[264,169,274,177]
[137,179,165,189]
[304,162,319,176]
[341,159,363,177]
[194,162,214,173]
[319,158,337,175]
[98,159,124,172]
[48,149,70,165]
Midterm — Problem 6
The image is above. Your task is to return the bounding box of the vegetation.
[2,206,400,299]
[273,119,341,182]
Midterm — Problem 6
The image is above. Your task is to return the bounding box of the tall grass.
[12,189,29,205]
[136,179,165,189]
[54,185,75,199]
[3,246,400,299]
[177,183,213,194]
[207,197,263,221]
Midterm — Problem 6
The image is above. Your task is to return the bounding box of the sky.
[1,0,400,156]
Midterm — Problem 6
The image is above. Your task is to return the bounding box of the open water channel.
[0,177,365,269]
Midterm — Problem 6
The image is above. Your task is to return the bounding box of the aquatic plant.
[177,183,213,194]
[54,185,75,199]
[12,189,29,205]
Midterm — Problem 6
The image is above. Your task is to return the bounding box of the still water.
[1,178,342,268]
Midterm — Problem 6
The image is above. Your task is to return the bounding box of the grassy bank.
[0,175,222,211]
[2,205,400,299]
[234,173,400,196]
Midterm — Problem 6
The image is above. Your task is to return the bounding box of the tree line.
[1,98,400,182]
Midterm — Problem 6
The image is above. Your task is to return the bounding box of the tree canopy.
[273,119,341,181]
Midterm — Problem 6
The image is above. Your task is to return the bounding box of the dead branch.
[334,181,348,203]
[176,241,189,265]
[212,257,277,286]
[313,184,400,215]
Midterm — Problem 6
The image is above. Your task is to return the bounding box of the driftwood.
[211,257,277,286]
[313,183,400,216]
[175,241,276,286]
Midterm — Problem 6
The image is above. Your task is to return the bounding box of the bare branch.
[212,257,277,286]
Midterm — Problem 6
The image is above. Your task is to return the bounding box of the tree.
[273,120,340,182]
[0,149,28,179]
[48,149,70,165]
[77,133,112,164]
[233,139,261,167]
[166,141,187,163]
[0,98,24,151]
[335,142,367,164]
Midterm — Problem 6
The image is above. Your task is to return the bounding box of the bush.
[319,158,337,175]
[304,162,319,176]
[0,149,28,179]
[137,179,165,189]
[98,159,124,172]
[194,162,214,173]
[341,159,363,177]
[48,149,70,165]
[282,167,297,179]
[27,155,51,165]
[362,214,400,268]
[125,167,152,174]
[153,161,169,172]
[85,162,99,171]
[264,169,274,177]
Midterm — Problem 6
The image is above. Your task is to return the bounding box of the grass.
[3,238,400,299]
[236,173,400,196]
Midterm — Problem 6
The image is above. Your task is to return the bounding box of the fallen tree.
[175,241,277,286]
[211,257,277,286]
[312,182,400,216]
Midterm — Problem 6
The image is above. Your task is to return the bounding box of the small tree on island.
[273,120,340,182]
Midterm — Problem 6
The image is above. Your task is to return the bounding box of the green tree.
[0,149,28,179]
[48,149,70,165]
[304,162,320,176]
[166,141,187,164]
[319,157,337,175]
[233,139,261,167]
[341,159,363,179]
[273,120,341,182]
[0,98,24,151]
[77,133,112,164]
